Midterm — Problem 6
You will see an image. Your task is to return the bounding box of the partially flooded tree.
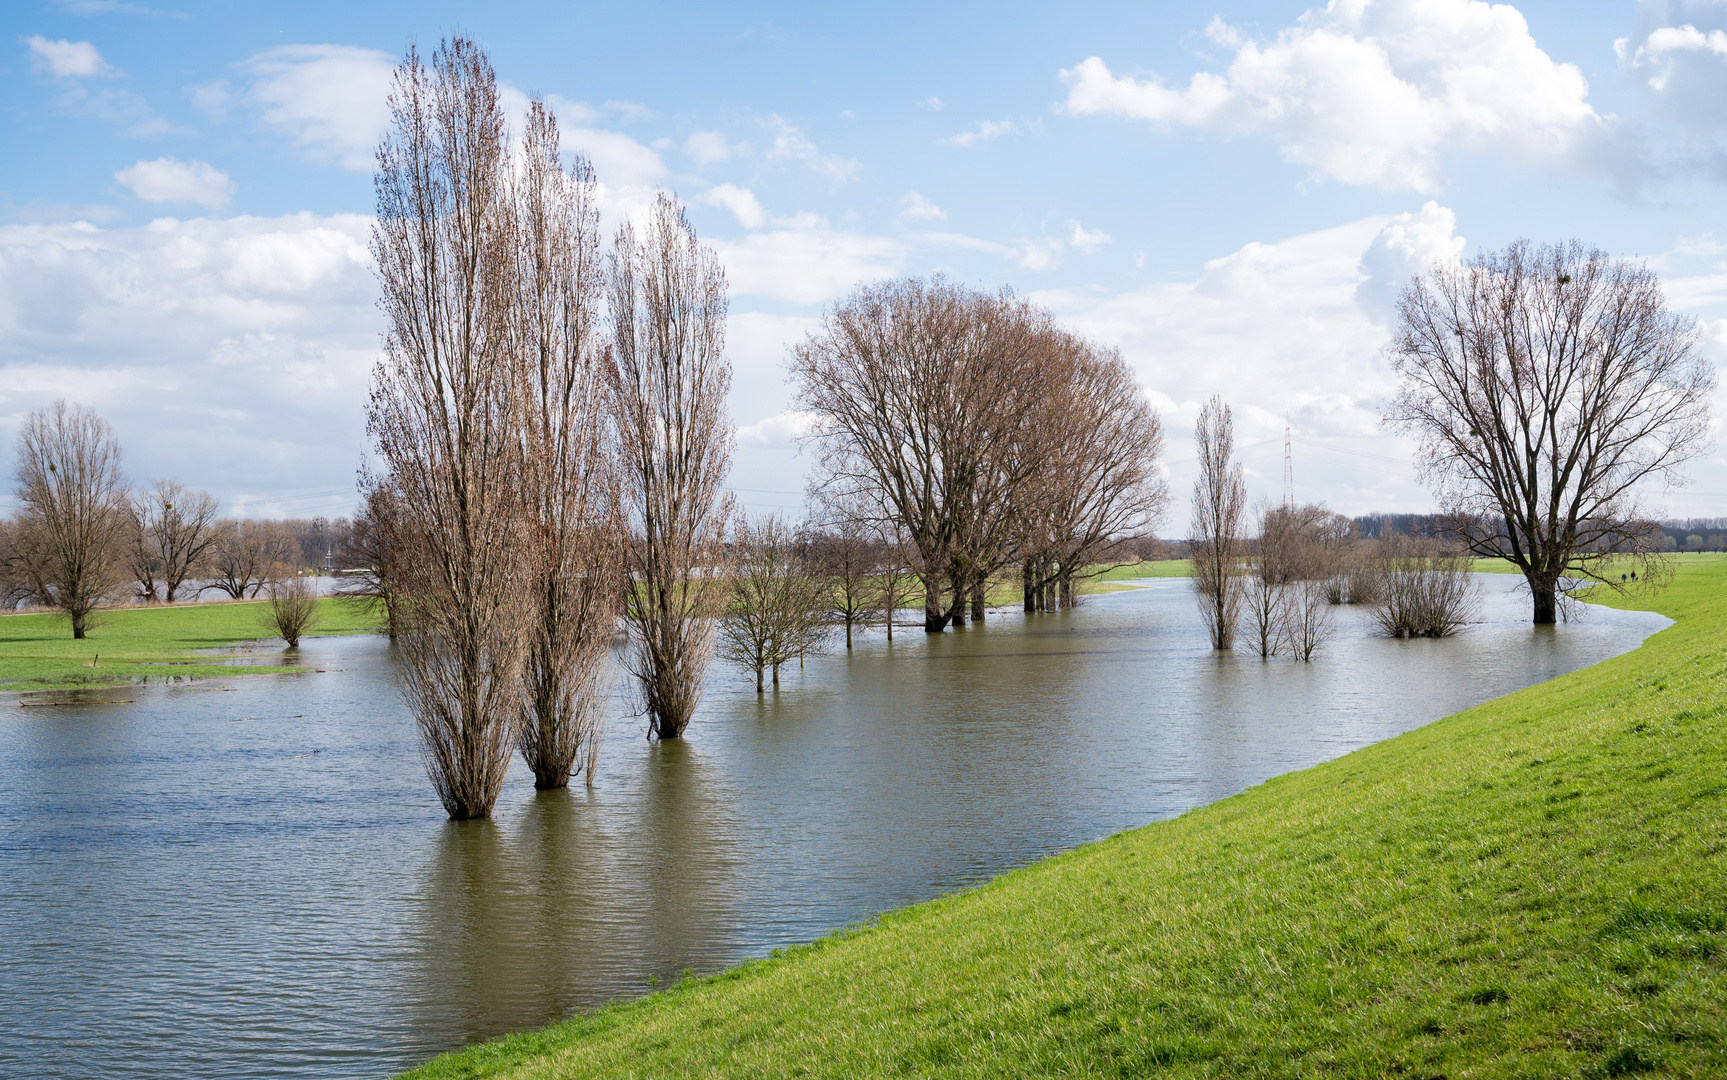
[608,192,733,739]
[1241,503,1288,659]
[807,518,883,649]
[369,38,529,819]
[790,278,1046,633]
[128,480,219,602]
[1189,396,1246,650]
[1021,338,1169,611]
[1369,534,1479,638]
[718,513,832,691]
[261,573,320,647]
[1384,239,1714,624]
[512,99,621,788]
[11,401,129,638]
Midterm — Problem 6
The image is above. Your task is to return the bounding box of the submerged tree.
[369,38,529,819]
[1189,396,1246,650]
[11,401,130,638]
[790,278,1048,633]
[1384,239,1713,624]
[608,192,733,739]
[718,513,832,691]
[261,573,320,647]
[512,99,621,787]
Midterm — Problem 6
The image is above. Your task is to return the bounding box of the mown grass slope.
[0,597,380,691]
[404,559,1727,1079]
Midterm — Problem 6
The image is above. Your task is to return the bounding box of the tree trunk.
[970,576,986,622]
[1529,570,1559,625]
[1043,574,1057,612]
[923,576,948,632]
[771,662,781,689]
[755,666,764,692]
[1059,571,1074,608]
[845,614,854,649]
[1022,560,1035,612]
[949,579,966,627]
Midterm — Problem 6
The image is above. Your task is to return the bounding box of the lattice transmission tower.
[1282,419,1294,509]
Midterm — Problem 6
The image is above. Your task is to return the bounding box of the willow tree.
[1189,396,1245,650]
[11,400,129,638]
[608,193,733,740]
[1384,240,1714,624]
[369,38,528,819]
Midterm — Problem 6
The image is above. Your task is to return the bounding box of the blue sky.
[4,0,1727,524]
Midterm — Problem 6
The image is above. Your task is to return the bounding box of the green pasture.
[402,558,1727,1078]
[0,597,382,692]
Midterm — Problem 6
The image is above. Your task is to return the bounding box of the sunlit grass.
[402,558,1727,1079]
[0,597,382,691]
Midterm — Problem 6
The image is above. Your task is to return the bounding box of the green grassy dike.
[404,558,1727,1079]
[0,597,380,691]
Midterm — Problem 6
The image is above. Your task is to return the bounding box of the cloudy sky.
[4,0,1727,526]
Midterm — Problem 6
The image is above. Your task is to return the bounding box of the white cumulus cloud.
[242,44,396,171]
[765,116,861,184]
[113,157,234,209]
[898,191,946,221]
[685,130,732,166]
[943,119,1016,148]
[702,183,766,229]
[1068,220,1111,253]
[1623,23,1727,91]
[0,213,379,517]
[1060,0,1610,191]
[24,35,116,78]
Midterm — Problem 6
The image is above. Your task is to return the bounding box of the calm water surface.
[0,576,1669,1079]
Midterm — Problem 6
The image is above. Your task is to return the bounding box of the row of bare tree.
[789,277,1170,633]
[363,39,734,819]
[1192,396,1483,659]
[0,400,328,636]
[1190,237,1712,641]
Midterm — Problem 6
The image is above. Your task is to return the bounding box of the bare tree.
[608,192,733,739]
[340,474,407,639]
[1189,396,1246,650]
[203,520,299,599]
[1369,534,1479,638]
[805,495,885,649]
[369,38,529,819]
[512,99,622,788]
[1241,503,1288,659]
[11,401,130,638]
[790,278,1048,633]
[719,513,833,691]
[1021,338,1169,611]
[261,574,320,647]
[127,480,219,602]
[875,527,916,643]
[1384,239,1714,624]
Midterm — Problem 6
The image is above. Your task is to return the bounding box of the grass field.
[0,597,382,692]
[401,556,1727,1079]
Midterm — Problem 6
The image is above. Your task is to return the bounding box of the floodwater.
[0,575,1669,1079]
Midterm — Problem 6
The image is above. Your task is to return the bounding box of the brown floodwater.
[0,576,1668,1078]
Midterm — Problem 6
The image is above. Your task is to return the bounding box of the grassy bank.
[404,560,1727,1079]
[0,597,381,692]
